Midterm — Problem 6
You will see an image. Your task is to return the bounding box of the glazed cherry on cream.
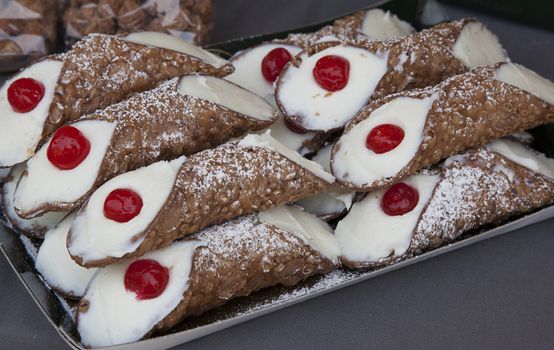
[124,259,170,300]
[284,118,308,134]
[7,77,45,113]
[47,126,91,170]
[261,48,293,83]
[312,55,350,92]
[103,188,143,223]
[381,183,419,216]
[366,124,405,154]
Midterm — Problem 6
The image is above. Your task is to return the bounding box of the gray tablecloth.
[1,1,553,349]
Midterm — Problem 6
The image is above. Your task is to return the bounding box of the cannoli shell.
[76,214,336,343]
[278,18,475,128]
[343,147,554,269]
[27,77,275,216]
[336,64,554,191]
[155,215,337,331]
[42,33,233,148]
[73,143,332,267]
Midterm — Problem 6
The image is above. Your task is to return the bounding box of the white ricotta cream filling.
[360,9,415,40]
[335,173,440,263]
[68,157,186,263]
[494,63,554,105]
[296,143,355,217]
[2,164,66,235]
[77,240,204,348]
[178,75,276,121]
[277,45,389,131]
[266,114,317,155]
[487,139,554,180]
[258,205,340,262]
[0,59,63,167]
[123,31,229,68]
[332,96,435,187]
[36,214,97,298]
[13,120,116,217]
[227,43,302,102]
[238,131,335,183]
[451,21,506,69]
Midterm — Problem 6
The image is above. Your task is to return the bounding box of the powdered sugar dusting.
[193,214,314,273]
[413,146,554,253]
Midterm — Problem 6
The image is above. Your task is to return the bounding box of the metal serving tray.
[1,0,553,349]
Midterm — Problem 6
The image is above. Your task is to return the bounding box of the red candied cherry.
[124,259,170,300]
[103,188,143,223]
[312,55,350,92]
[47,125,91,170]
[284,118,308,134]
[381,183,419,216]
[261,47,293,83]
[366,124,405,154]
[7,77,45,113]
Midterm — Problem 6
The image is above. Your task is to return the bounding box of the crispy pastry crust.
[333,64,554,191]
[41,33,233,148]
[20,77,275,217]
[71,143,332,267]
[277,19,476,130]
[342,147,554,269]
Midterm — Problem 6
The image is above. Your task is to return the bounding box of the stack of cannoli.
[4,7,554,349]
[335,138,554,268]
[0,30,233,168]
[226,8,416,155]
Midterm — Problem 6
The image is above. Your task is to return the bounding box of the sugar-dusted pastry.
[1,164,66,237]
[226,9,413,154]
[0,31,233,167]
[35,214,97,298]
[13,75,276,219]
[77,205,340,348]
[276,18,506,132]
[335,139,554,269]
[296,143,355,220]
[68,132,334,267]
[331,63,554,191]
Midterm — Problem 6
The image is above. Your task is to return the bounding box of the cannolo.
[335,139,554,269]
[68,132,335,267]
[13,75,276,218]
[276,18,507,132]
[35,214,97,298]
[77,205,339,348]
[296,143,355,220]
[226,9,413,154]
[231,8,414,101]
[1,164,67,237]
[331,63,554,191]
[0,31,233,167]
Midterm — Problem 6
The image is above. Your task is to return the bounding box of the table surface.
[1,1,553,349]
